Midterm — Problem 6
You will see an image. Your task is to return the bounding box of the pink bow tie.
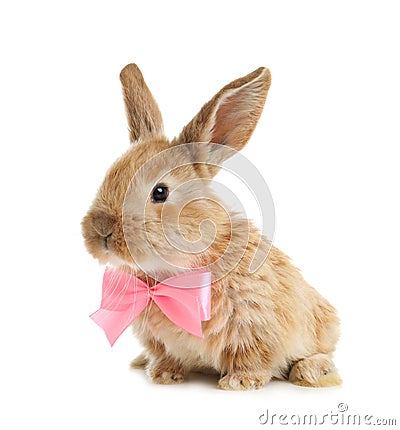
[90,267,212,346]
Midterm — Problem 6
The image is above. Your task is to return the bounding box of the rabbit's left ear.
[174,67,271,171]
[120,64,164,143]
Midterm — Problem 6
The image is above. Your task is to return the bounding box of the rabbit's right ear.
[174,67,271,176]
[120,64,164,143]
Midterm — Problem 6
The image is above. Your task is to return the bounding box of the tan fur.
[120,64,164,142]
[82,64,341,390]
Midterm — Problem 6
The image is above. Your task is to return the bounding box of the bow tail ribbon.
[90,292,149,346]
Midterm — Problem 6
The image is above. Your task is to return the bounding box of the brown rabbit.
[82,64,341,390]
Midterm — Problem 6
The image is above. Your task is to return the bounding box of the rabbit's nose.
[91,211,116,238]
[104,232,113,250]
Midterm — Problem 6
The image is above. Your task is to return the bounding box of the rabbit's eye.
[151,184,169,203]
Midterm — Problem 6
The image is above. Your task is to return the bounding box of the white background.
[1,1,399,429]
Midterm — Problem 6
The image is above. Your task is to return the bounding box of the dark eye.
[151,184,169,203]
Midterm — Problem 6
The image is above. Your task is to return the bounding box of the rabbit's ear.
[175,67,271,162]
[120,64,164,143]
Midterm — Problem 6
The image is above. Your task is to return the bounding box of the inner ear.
[209,69,271,151]
[211,85,255,148]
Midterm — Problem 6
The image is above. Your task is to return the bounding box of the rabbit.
[82,63,341,390]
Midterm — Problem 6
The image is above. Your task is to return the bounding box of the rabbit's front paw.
[218,372,268,390]
[148,365,185,385]
[130,352,148,369]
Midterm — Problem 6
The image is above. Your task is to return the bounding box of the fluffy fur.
[82,64,341,390]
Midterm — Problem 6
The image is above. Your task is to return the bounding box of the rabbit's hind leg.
[288,353,342,387]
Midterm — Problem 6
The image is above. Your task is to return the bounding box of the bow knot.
[90,267,212,346]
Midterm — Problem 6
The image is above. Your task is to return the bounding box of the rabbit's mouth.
[104,249,129,268]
